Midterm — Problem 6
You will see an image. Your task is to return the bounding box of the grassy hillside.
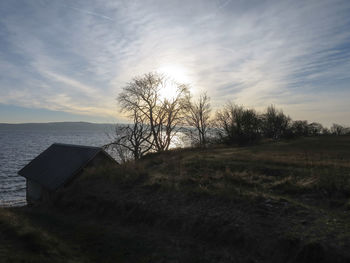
[1,136,350,262]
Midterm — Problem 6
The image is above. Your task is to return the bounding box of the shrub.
[215,103,262,145]
[262,105,292,139]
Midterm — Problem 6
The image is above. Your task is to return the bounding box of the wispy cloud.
[68,6,114,21]
[0,0,349,125]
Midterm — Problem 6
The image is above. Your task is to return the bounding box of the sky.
[0,0,349,126]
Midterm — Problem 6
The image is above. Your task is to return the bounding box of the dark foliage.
[215,103,261,145]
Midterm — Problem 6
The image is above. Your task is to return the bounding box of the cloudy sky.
[0,0,349,126]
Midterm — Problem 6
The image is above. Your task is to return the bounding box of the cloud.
[0,0,349,125]
[40,70,98,96]
[68,6,114,21]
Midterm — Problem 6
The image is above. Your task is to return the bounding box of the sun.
[157,64,191,100]
[157,64,190,84]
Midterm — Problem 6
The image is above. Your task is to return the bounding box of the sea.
[0,122,189,207]
[0,122,117,207]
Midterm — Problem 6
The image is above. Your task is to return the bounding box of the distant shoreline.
[0,121,117,125]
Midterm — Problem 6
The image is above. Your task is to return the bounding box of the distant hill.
[0,122,119,131]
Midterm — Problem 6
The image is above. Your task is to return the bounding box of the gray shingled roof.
[18,143,109,191]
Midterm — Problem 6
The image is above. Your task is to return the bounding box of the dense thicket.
[215,103,261,145]
[215,104,349,145]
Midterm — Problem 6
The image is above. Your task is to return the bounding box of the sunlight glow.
[157,64,191,100]
[157,64,190,84]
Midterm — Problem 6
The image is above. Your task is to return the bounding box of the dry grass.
[126,136,350,209]
[2,136,350,262]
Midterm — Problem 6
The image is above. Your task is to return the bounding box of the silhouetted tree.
[105,109,153,161]
[308,122,323,136]
[291,120,309,137]
[262,105,291,139]
[184,92,211,146]
[118,72,189,152]
[330,123,349,135]
[321,127,331,135]
[215,102,261,145]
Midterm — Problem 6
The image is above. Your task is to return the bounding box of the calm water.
[0,123,115,207]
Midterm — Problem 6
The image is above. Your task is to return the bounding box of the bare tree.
[291,120,309,137]
[215,102,261,145]
[262,105,291,139]
[330,123,349,135]
[184,92,211,146]
[105,109,153,161]
[308,122,324,136]
[117,72,189,152]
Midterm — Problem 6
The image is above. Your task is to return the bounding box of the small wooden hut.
[18,143,118,205]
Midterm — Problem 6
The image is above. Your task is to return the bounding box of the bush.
[215,103,262,145]
[330,124,350,135]
[291,120,310,137]
[261,105,292,139]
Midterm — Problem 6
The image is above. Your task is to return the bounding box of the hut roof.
[18,143,114,191]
